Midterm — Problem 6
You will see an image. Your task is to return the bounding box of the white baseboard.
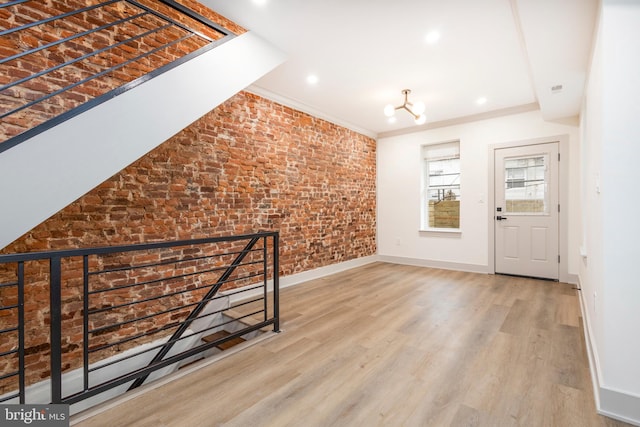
[577,277,640,426]
[377,255,578,283]
[280,255,379,288]
[377,255,489,274]
[226,255,379,304]
[599,387,640,426]
[578,278,606,413]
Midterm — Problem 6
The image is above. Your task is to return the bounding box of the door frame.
[487,135,570,283]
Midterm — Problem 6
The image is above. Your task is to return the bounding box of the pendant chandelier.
[384,89,426,125]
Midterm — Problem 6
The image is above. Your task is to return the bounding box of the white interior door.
[494,143,559,280]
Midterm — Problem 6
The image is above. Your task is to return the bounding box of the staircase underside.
[0,31,286,250]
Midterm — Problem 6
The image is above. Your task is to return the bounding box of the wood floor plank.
[555,293,582,327]
[450,404,482,427]
[72,263,631,427]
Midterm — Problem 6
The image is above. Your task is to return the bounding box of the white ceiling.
[203,0,598,138]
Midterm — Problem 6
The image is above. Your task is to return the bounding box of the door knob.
[496,216,508,221]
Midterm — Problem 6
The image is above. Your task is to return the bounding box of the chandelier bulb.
[384,104,396,117]
[412,101,426,115]
[415,114,427,125]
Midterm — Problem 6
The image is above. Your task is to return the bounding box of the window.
[504,155,547,214]
[421,141,460,230]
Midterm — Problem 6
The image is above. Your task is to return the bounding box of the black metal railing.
[0,0,236,153]
[0,231,279,407]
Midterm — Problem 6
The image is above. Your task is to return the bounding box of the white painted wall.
[579,0,640,423]
[579,0,606,403]
[0,32,286,250]
[377,110,580,275]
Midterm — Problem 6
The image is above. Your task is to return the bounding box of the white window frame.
[420,141,461,232]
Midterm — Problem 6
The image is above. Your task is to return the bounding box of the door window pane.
[504,155,547,213]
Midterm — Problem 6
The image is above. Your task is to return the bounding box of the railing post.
[83,255,90,393]
[263,236,268,323]
[49,256,63,403]
[273,233,280,332]
[18,261,25,404]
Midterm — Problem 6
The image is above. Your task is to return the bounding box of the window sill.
[419,228,462,237]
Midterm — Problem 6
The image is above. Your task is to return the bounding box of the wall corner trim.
[577,276,640,426]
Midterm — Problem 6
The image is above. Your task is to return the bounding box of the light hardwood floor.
[73,262,630,427]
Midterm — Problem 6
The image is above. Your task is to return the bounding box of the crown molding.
[246,85,378,139]
[377,103,541,139]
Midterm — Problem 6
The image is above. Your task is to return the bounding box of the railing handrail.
[154,0,233,37]
[0,0,237,153]
[0,232,276,263]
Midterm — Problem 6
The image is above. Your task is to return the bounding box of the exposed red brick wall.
[6,91,377,268]
[0,0,243,144]
[0,91,377,392]
[173,0,246,35]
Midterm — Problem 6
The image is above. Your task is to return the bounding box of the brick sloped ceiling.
[0,31,286,249]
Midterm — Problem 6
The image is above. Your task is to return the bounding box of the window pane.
[504,155,548,213]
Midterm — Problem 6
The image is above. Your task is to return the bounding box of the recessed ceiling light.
[388,116,397,124]
[476,97,487,105]
[252,0,268,6]
[425,31,440,44]
[306,74,318,85]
